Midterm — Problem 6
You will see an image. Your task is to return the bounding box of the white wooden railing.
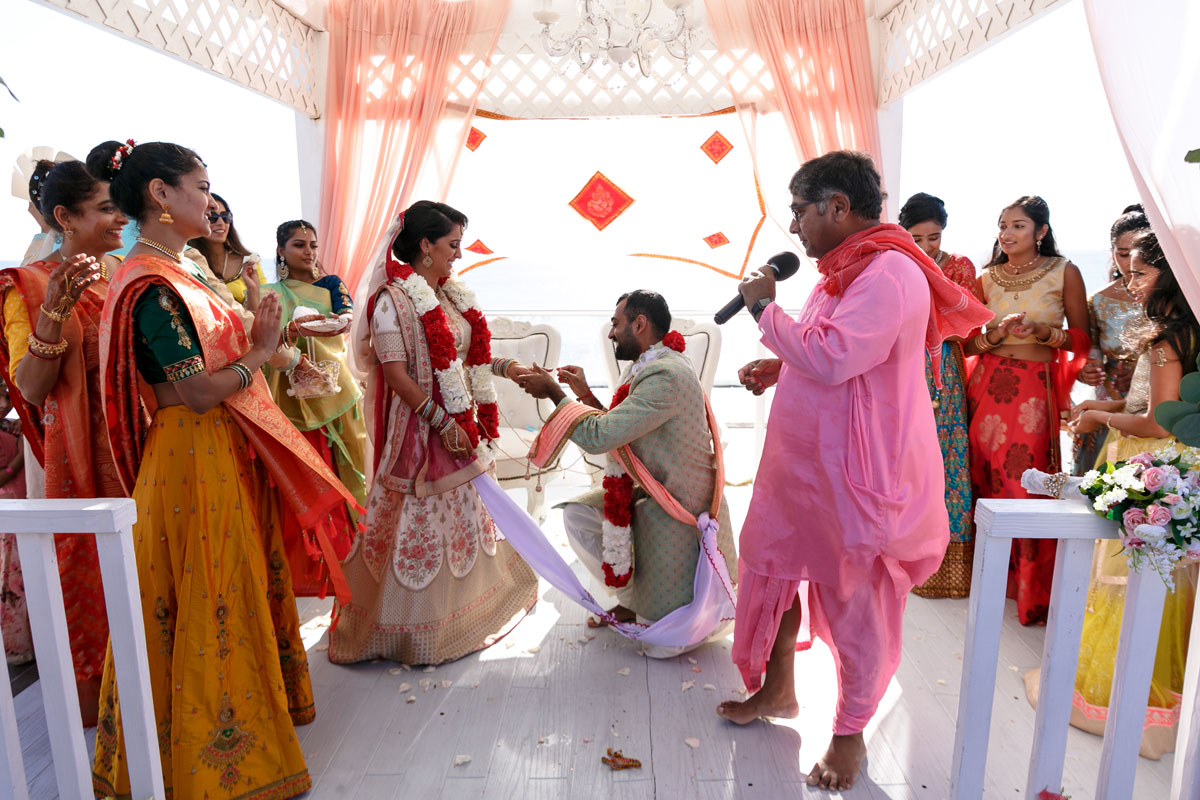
[0,499,163,800]
[951,498,1200,799]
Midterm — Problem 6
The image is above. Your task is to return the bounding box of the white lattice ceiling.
[877,0,1067,106]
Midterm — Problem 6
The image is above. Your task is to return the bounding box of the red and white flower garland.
[600,330,687,587]
[391,263,499,463]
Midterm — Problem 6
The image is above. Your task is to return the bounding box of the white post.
[96,525,165,800]
[15,532,92,799]
[1170,581,1200,800]
[949,508,1013,800]
[0,609,29,800]
[1097,567,1168,799]
[1024,537,1094,798]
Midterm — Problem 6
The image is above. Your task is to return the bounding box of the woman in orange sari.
[964,196,1090,625]
[0,158,127,724]
[88,140,356,800]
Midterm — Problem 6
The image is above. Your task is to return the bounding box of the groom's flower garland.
[391,262,499,462]
[601,330,687,587]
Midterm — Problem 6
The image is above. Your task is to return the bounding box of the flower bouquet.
[1077,446,1200,589]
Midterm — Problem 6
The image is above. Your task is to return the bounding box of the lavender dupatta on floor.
[473,473,736,648]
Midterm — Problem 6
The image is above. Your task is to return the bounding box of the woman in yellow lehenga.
[261,220,365,591]
[1031,229,1199,759]
[89,140,356,799]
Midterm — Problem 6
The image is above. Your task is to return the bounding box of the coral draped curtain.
[319,0,510,294]
[1083,0,1200,311]
[703,0,882,173]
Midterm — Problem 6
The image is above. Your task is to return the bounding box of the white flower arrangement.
[1078,447,1200,590]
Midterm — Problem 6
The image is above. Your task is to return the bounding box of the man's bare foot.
[587,604,636,628]
[806,732,866,790]
[715,685,800,725]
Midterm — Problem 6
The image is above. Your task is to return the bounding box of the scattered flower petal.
[397,682,412,693]
[453,754,472,767]
[681,680,695,692]
[684,737,701,749]
[525,645,542,654]
[936,679,947,685]
[387,667,406,675]
[687,657,698,664]
[691,667,701,673]
[617,667,631,676]
[703,683,717,691]
[405,695,416,704]
[422,665,436,673]
[441,680,453,689]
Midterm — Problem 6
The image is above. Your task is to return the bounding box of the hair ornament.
[110,139,137,173]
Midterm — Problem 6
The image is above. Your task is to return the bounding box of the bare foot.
[587,604,636,628]
[715,685,799,725]
[806,732,866,790]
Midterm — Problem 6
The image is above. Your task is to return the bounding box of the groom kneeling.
[517,290,737,657]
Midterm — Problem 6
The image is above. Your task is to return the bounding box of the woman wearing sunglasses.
[185,193,264,312]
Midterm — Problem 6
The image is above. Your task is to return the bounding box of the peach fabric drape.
[704,0,882,170]
[319,0,510,294]
[1084,0,1200,311]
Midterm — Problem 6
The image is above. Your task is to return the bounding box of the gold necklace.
[137,236,183,262]
[989,257,1054,300]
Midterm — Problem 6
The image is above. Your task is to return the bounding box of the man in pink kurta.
[717,151,991,791]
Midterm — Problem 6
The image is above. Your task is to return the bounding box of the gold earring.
[64,228,75,238]
[421,253,433,269]
[159,203,174,225]
[311,263,320,280]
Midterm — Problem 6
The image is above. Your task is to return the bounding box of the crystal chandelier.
[533,0,697,78]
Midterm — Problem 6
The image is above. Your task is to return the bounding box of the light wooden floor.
[14,442,1180,798]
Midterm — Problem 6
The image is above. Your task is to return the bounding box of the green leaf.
[1187,148,1200,164]
[1180,373,1200,404]
[1156,400,1200,432]
[1171,412,1200,447]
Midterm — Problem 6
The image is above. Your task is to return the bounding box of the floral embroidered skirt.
[329,479,538,667]
[915,342,974,598]
[92,406,312,800]
[967,353,1059,625]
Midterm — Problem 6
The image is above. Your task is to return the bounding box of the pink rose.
[1163,493,1183,506]
[1122,507,1148,533]
[1142,466,1167,492]
[1122,534,1147,550]
[1128,452,1156,468]
[1146,504,1173,526]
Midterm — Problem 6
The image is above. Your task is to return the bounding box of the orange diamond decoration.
[700,131,734,164]
[703,232,730,249]
[568,172,635,231]
[465,127,486,151]
[465,239,493,255]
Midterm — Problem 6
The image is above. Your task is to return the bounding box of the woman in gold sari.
[89,139,356,800]
[0,158,127,725]
[1041,229,1199,759]
[261,220,366,593]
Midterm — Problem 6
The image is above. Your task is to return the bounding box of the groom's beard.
[613,335,640,362]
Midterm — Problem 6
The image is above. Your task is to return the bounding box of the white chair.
[489,317,564,523]
[0,498,163,800]
[599,315,722,396]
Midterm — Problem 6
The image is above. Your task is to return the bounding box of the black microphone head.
[766,251,801,281]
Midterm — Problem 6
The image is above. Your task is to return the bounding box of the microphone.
[713,251,801,324]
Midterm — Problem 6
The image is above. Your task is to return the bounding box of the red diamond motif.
[465,239,493,255]
[568,172,635,231]
[465,127,486,151]
[703,232,730,249]
[700,131,734,164]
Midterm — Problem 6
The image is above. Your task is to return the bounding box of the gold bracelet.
[975,333,996,352]
[26,332,68,358]
[1106,413,1120,432]
[39,300,73,324]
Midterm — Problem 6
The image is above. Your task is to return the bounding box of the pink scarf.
[817,223,993,385]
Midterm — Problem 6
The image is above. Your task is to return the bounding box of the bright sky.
[0,0,1135,289]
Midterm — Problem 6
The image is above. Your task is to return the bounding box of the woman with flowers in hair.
[260,219,366,587]
[964,195,1090,626]
[88,139,357,799]
[329,200,537,666]
[1026,228,1200,759]
[0,156,128,725]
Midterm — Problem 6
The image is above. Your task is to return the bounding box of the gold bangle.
[26,332,68,358]
[39,301,73,324]
[1106,413,1119,432]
